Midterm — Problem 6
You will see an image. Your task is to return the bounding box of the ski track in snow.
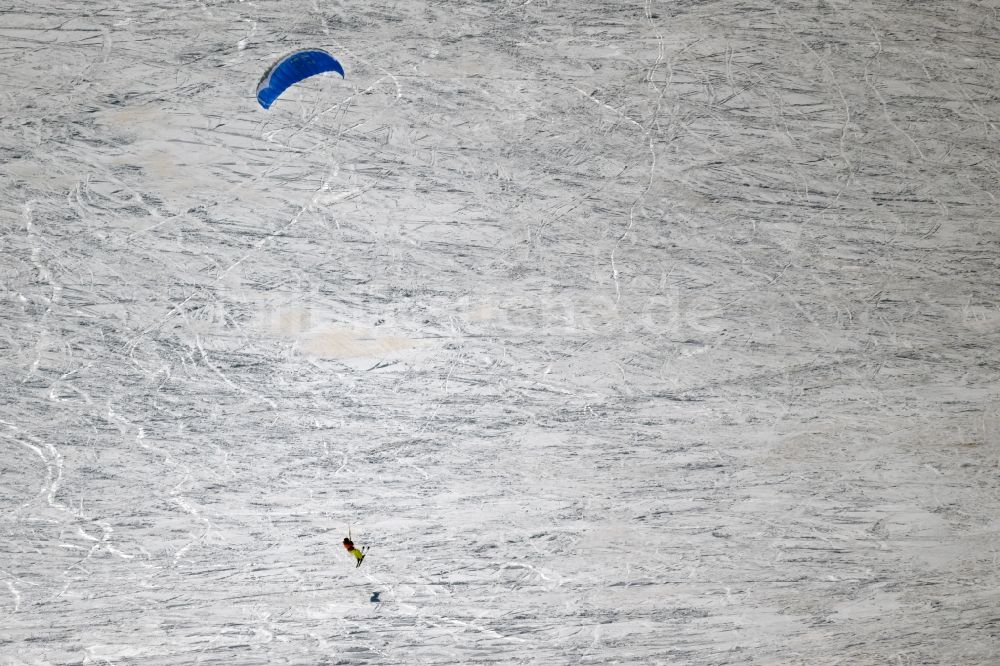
[2,0,1000,663]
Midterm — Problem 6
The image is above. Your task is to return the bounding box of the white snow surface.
[2,0,1000,663]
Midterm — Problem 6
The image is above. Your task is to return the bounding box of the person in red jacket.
[343,537,365,567]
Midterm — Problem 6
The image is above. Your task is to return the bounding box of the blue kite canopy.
[256,49,345,109]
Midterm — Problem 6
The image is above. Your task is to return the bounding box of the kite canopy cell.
[256,49,345,109]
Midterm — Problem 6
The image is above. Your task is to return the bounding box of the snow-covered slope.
[2,1,999,663]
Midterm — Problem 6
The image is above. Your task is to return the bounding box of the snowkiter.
[343,537,365,567]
